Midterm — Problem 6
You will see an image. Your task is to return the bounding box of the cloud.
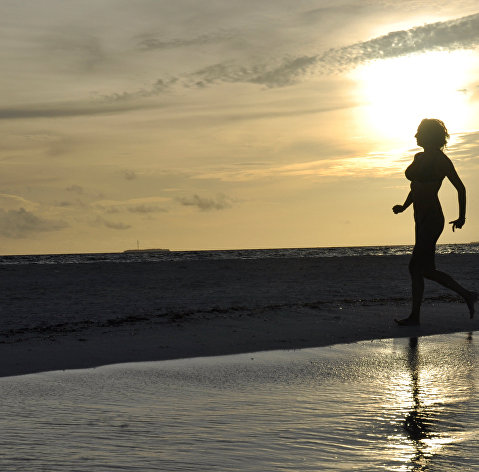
[194,149,411,181]
[103,206,120,214]
[104,220,131,230]
[43,32,107,73]
[95,196,169,214]
[123,170,137,181]
[177,193,233,211]
[0,99,162,120]
[320,12,479,71]
[2,12,479,120]
[127,205,167,214]
[189,55,319,88]
[134,12,479,91]
[0,193,37,211]
[447,130,479,164]
[0,208,67,238]
[302,3,368,20]
[189,12,479,87]
[99,78,178,103]
[66,184,84,194]
[137,30,236,51]
[94,216,131,230]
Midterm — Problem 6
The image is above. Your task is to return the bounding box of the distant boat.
[123,240,170,253]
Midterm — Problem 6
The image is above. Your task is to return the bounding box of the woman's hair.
[415,118,450,149]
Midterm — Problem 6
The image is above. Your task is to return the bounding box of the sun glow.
[354,50,476,144]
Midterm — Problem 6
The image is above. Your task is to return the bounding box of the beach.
[1,253,478,377]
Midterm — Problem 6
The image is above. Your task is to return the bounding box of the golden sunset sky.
[1,0,479,254]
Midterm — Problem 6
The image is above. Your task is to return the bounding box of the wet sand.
[0,254,478,377]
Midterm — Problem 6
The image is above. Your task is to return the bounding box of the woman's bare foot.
[465,291,478,319]
[395,315,420,326]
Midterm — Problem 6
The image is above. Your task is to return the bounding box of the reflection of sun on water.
[353,50,475,145]
[385,369,451,472]
[384,337,476,472]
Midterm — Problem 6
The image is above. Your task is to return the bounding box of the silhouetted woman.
[392,118,477,325]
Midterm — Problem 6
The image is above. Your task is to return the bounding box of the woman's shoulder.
[436,150,454,169]
[422,149,452,165]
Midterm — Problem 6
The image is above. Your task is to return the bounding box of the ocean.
[1,332,478,471]
[1,242,479,265]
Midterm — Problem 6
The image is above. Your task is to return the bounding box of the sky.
[1,0,479,254]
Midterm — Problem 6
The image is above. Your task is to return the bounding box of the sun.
[353,50,476,145]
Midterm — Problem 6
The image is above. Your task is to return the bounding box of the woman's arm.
[392,190,413,214]
[445,159,466,231]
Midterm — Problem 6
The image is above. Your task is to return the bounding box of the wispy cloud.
[66,185,84,194]
[194,151,411,181]
[447,130,479,165]
[99,78,178,103]
[127,205,167,214]
[188,12,479,87]
[94,216,131,230]
[2,12,479,119]
[95,196,170,214]
[43,32,107,73]
[321,12,479,71]
[0,208,67,238]
[78,12,479,92]
[0,193,38,211]
[188,55,319,88]
[123,170,137,181]
[0,99,164,120]
[137,29,237,51]
[177,193,233,211]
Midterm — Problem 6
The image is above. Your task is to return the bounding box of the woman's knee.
[422,268,435,279]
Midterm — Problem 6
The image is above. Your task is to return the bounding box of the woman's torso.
[405,150,449,221]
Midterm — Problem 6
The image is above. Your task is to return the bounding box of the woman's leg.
[423,269,477,318]
[405,216,476,320]
[395,256,424,325]
[411,267,424,319]
[396,212,477,324]
[396,219,438,326]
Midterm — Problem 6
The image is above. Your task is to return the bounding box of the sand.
[0,253,478,377]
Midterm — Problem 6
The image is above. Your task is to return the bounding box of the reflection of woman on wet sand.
[403,337,431,469]
[392,119,477,326]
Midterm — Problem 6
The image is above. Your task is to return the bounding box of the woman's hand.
[392,204,404,214]
[449,217,466,232]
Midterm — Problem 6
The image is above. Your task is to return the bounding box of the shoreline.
[1,254,477,378]
[1,300,477,378]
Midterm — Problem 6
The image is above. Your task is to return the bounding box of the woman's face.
[415,130,422,146]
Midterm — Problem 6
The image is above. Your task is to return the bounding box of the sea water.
[0,242,478,265]
[1,332,479,471]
